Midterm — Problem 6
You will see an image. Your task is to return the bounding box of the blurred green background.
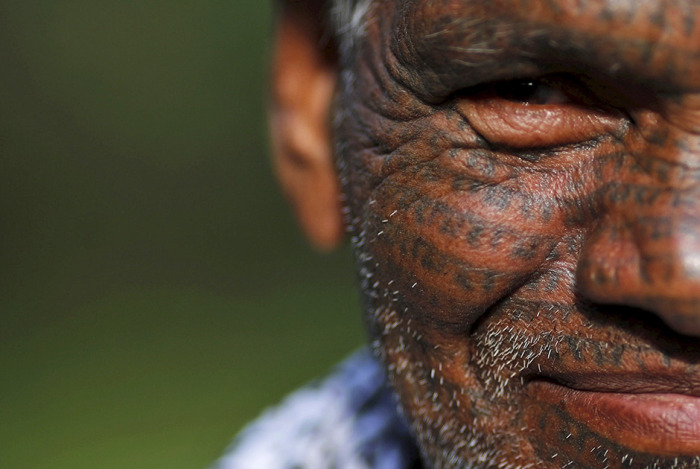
[0,2,365,468]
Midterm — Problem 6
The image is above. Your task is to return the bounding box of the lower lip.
[530,381,700,455]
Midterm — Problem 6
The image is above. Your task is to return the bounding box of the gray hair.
[329,0,373,61]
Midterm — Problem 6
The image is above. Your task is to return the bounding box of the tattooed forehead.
[368,0,700,100]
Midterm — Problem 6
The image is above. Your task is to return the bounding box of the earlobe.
[270,3,343,250]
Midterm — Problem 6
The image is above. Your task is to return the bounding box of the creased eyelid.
[454,89,623,149]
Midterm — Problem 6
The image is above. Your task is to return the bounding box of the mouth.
[527,372,700,456]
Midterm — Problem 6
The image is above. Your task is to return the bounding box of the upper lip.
[521,338,700,397]
[487,299,700,397]
[529,370,700,397]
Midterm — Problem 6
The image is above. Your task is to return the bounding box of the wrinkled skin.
[333,0,700,467]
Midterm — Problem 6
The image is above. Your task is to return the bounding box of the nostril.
[578,294,700,338]
[643,298,700,338]
[578,301,700,349]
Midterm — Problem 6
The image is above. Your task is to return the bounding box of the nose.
[576,141,700,337]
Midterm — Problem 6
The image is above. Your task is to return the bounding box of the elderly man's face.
[328,0,700,467]
[273,0,700,467]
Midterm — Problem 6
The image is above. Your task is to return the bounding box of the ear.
[270,2,343,250]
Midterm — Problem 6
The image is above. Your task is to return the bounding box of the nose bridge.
[576,118,700,335]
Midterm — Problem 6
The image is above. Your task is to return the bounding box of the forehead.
[363,0,700,99]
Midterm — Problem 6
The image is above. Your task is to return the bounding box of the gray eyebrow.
[389,5,700,101]
[330,0,700,103]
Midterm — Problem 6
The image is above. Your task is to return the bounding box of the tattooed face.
[333,0,700,467]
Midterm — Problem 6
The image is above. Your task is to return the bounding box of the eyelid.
[455,78,623,149]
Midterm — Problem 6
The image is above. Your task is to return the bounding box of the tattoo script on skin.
[333,0,700,468]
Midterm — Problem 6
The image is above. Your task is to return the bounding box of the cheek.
[356,152,565,334]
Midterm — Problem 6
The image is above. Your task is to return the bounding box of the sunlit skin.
[275,0,700,467]
[330,1,700,467]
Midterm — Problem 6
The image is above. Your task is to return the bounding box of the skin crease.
[326,0,700,468]
[273,0,700,467]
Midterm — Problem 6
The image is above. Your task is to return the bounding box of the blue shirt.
[213,348,420,469]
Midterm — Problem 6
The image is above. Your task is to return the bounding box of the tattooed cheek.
[356,164,563,333]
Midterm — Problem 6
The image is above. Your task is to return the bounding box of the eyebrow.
[387,0,700,101]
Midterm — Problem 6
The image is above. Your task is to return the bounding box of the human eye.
[454,75,624,149]
[492,78,571,106]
